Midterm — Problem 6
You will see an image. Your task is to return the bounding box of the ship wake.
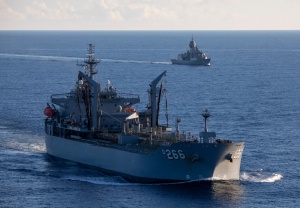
[0,53,80,62]
[101,58,171,65]
[0,53,171,65]
[240,169,283,182]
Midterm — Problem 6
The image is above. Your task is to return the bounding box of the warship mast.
[84,44,100,80]
[77,44,101,131]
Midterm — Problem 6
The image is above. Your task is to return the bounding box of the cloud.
[99,0,120,10]
[0,0,26,21]
[1,0,299,30]
[134,4,177,20]
[107,10,123,21]
[80,0,178,23]
[25,0,79,20]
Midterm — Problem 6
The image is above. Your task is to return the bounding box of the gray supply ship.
[171,37,211,66]
[44,44,244,183]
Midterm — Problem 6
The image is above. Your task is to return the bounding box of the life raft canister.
[44,106,55,117]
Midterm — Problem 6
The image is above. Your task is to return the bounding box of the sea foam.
[240,170,283,182]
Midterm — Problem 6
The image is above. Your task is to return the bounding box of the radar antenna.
[77,44,100,80]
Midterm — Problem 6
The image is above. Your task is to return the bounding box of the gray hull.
[171,59,211,66]
[45,135,244,183]
[44,45,244,184]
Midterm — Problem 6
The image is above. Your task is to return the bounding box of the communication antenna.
[77,44,100,80]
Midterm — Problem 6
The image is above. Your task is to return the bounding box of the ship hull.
[171,59,211,66]
[45,135,244,183]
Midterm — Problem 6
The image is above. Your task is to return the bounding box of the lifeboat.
[44,106,55,117]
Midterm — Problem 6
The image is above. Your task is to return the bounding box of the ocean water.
[0,30,299,208]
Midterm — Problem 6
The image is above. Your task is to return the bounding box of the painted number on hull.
[163,149,185,160]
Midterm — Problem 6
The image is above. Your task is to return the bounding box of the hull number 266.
[162,149,185,160]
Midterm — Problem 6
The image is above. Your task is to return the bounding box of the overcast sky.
[1,0,299,30]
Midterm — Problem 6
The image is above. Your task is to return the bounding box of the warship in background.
[171,37,211,66]
[44,44,244,183]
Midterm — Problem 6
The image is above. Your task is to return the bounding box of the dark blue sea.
[0,31,299,208]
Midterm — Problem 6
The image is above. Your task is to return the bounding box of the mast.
[84,44,100,80]
[77,44,101,131]
[202,108,210,132]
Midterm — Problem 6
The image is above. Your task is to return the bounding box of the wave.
[0,53,171,65]
[0,148,130,186]
[240,169,283,182]
[0,127,45,153]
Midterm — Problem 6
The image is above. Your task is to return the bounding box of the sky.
[0,0,299,30]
